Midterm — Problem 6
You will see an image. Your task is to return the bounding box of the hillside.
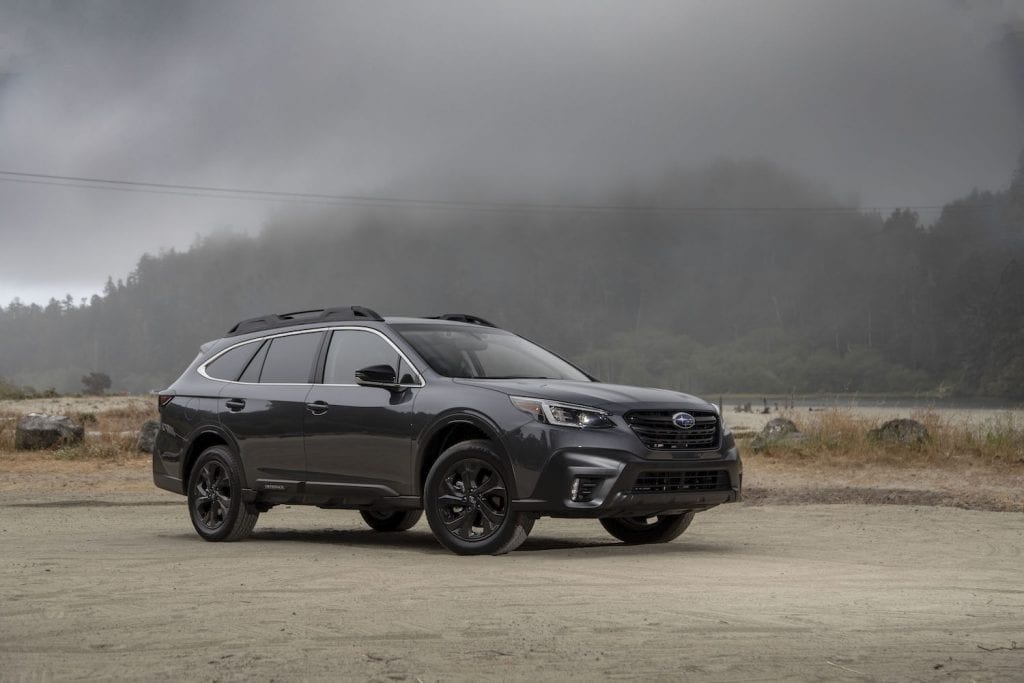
[2,157,1023,397]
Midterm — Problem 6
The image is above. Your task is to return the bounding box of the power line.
[0,175,371,207]
[0,169,994,215]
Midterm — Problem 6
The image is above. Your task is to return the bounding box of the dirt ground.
[1,495,1022,681]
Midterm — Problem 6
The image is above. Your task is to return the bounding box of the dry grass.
[737,409,1024,511]
[0,399,158,462]
[85,402,158,434]
[0,399,158,495]
[51,436,138,461]
[742,408,1024,468]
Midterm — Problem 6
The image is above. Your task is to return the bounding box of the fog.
[0,0,1022,304]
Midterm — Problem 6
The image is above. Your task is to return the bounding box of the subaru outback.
[153,306,741,555]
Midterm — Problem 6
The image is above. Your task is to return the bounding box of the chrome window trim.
[197,326,425,388]
[198,338,267,383]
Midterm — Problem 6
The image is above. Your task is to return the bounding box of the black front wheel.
[360,509,423,532]
[424,440,534,555]
[599,512,695,545]
[187,445,259,542]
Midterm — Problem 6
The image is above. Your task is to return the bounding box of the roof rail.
[226,305,383,336]
[429,313,498,328]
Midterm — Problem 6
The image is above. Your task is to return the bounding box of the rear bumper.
[153,459,185,495]
[152,419,186,495]
[511,444,742,518]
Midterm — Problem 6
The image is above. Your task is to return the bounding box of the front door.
[303,328,422,499]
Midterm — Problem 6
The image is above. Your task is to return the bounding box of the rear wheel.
[187,445,259,542]
[360,509,423,532]
[599,512,695,544]
[424,440,534,555]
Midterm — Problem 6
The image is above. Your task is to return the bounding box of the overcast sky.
[1,0,1022,305]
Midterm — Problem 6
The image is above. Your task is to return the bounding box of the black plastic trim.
[429,313,498,328]
[226,305,384,337]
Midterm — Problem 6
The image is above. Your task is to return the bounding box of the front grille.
[626,410,719,450]
[632,470,731,494]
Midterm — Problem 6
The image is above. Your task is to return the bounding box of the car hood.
[452,378,714,413]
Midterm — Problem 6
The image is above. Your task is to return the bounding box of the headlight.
[712,402,729,433]
[510,396,614,429]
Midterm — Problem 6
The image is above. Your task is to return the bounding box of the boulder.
[137,420,160,453]
[869,418,929,445]
[751,417,806,451]
[14,413,85,450]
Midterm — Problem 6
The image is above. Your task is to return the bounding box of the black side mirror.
[355,364,399,388]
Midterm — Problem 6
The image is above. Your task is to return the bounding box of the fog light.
[570,476,603,502]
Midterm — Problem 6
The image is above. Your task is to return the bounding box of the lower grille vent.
[632,470,730,494]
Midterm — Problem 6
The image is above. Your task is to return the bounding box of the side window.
[204,341,261,381]
[259,332,323,383]
[323,330,401,384]
[238,340,269,383]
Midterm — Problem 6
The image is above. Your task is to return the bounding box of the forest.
[1,156,1022,399]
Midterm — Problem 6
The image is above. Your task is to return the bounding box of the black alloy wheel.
[193,460,230,531]
[424,440,534,555]
[599,511,695,545]
[187,445,259,542]
[437,457,507,541]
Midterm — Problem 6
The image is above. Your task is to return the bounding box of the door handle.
[306,400,329,415]
[225,398,246,412]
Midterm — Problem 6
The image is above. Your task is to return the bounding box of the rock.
[137,420,160,453]
[751,417,806,451]
[869,418,929,445]
[14,413,85,450]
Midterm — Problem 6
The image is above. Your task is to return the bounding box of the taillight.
[157,394,174,408]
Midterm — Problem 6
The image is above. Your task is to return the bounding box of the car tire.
[424,439,534,555]
[187,445,259,542]
[599,512,695,545]
[360,509,423,532]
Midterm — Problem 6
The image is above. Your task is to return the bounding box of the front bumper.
[510,442,742,518]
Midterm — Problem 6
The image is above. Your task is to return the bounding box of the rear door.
[217,331,323,497]
[303,328,423,499]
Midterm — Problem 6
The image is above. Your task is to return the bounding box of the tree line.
[1,156,1022,398]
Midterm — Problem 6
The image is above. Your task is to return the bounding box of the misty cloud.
[0,0,1022,303]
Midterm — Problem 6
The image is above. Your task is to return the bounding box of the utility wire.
[0,169,995,215]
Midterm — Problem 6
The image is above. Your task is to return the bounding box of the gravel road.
[1,495,1022,681]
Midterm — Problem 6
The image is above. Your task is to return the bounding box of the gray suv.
[153,306,741,555]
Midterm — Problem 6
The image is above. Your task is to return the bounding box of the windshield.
[391,324,592,381]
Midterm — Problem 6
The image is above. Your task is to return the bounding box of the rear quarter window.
[204,341,262,381]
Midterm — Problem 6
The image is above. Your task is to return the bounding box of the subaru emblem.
[672,412,696,429]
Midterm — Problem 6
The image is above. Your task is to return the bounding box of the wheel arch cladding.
[183,431,232,488]
[418,418,508,494]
